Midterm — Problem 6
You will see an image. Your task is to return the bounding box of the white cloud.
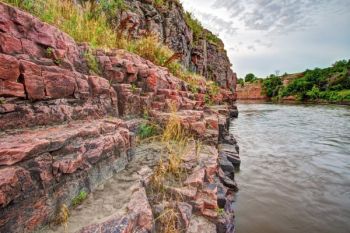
[181,0,350,78]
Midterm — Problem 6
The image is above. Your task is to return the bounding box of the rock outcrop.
[113,0,237,92]
[0,2,239,233]
[236,82,267,100]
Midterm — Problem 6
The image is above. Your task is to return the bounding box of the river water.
[230,103,350,233]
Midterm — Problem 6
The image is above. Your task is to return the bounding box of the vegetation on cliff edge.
[2,0,213,94]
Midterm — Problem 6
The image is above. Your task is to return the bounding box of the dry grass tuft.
[56,204,69,232]
[155,208,180,233]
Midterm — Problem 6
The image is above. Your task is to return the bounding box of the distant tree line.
[238,59,350,102]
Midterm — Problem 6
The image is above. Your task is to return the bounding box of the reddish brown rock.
[88,75,111,96]
[21,39,43,57]
[44,73,76,99]
[0,167,32,207]
[0,33,22,54]
[184,168,205,187]
[167,186,198,201]
[177,202,193,229]
[53,153,85,175]
[20,60,46,100]
[236,82,267,100]
[0,80,25,98]
[146,73,158,92]
[0,53,20,81]
[190,121,207,136]
[24,198,50,232]
[127,187,153,231]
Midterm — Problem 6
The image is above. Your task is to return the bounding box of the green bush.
[281,59,350,102]
[261,74,283,98]
[306,86,320,100]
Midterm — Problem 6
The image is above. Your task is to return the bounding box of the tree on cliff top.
[244,73,258,83]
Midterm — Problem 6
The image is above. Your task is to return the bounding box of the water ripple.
[232,103,350,233]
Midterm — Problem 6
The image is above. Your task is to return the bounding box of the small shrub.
[0,98,7,104]
[72,191,88,207]
[216,207,225,216]
[138,123,158,139]
[184,11,204,41]
[45,47,54,57]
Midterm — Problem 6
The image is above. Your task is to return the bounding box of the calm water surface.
[230,103,350,233]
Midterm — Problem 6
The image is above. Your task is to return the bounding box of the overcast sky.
[181,0,350,78]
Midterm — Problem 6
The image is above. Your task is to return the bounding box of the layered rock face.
[236,82,268,100]
[116,0,237,92]
[0,2,239,233]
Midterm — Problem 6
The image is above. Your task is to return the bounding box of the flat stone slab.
[187,215,216,233]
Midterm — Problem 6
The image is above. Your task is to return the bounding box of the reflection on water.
[230,103,350,233]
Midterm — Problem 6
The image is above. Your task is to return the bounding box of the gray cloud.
[191,11,238,35]
[213,0,350,34]
[182,0,350,77]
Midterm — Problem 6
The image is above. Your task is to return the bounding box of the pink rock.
[0,167,32,207]
[202,209,218,219]
[202,184,218,201]
[53,49,66,60]
[157,89,172,97]
[151,101,165,111]
[84,138,105,164]
[146,72,158,91]
[106,69,125,83]
[184,168,205,187]
[205,116,219,130]
[190,121,206,136]
[20,60,46,100]
[0,53,20,81]
[177,202,192,229]
[127,188,153,231]
[125,62,138,74]
[127,73,137,83]
[44,73,76,99]
[0,137,51,166]
[0,103,15,113]
[166,186,197,200]
[74,74,90,99]
[0,33,22,54]
[88,75,111,96]
[21,38,43,57]
[24,198,50,232]
[33,153,54,188]
[0,80,25,98]
[53,153,85,175]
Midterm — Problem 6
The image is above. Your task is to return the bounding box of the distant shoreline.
[237,99,350,106]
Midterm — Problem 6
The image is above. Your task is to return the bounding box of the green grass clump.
[3,0,117,48]
[184,11,222,46]
[83,50,101,75]
[138,123,158,139]
[72,191,88,207]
